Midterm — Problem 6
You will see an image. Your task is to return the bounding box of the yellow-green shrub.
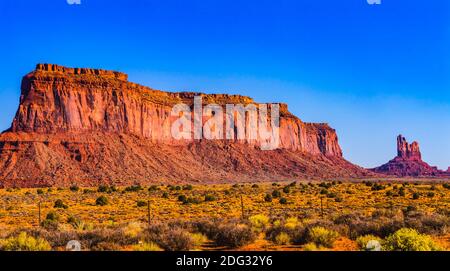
[0,232,51,251]
[274,232,291,245]
[249,214,270,232]
[307,227,339,248]
[132,242,162,251]
[384,228,442,251]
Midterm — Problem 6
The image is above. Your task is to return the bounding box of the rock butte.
[0,64,375,187]
[371,135,450,177]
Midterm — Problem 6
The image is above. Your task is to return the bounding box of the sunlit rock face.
[0,64,372,188]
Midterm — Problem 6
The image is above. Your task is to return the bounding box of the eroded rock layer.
[0,64,372,187]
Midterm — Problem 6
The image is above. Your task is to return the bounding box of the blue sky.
[0,0,449,169]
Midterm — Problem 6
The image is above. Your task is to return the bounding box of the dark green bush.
[96,196,108,206]
[264,194,273,202]
[54,199,68,209]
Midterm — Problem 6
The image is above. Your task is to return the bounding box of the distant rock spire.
[396,135,421,160]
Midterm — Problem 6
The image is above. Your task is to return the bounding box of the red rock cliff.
[0,64,372,187]
[11,64,342,156]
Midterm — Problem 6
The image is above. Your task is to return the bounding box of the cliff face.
[12,64,342,156]
[372,135,449,177]
[0,64,371,187]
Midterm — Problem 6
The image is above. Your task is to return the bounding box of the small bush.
[162,192,169,198]
[54,199,68,209]
[272,190,281,198]
[37,189,44,195]
[274,232,291,245]
[303,242,320,251]
[307,227,339,248]
[204,194,216,202]
[284,217,299,230]
[178,194,187,203]
[264,194,273,202]
[249,214,270,232]
[412,193,420,200]
[133,242,162,251]
[183,185,193,191]
[124,185,143,192]
[69,185,79,192]
[190,233,208,248]
[282,186,290,194]
[148,185,159,192]
[96,196,109,206]
[206,223,256,248]
[279,197,288,204]
[136,200,147,207]
[384,228,441,251]
[0,232,51,251]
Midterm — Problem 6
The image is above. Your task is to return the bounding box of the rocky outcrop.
[371,135,449,177]
[0,64,372,187]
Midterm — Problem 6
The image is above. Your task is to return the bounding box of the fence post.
[240,195,245,219]
[38,201,41,227]
[147,200,151,226]
[320,197,324,218]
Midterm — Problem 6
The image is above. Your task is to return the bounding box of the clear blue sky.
[0,0,449,169]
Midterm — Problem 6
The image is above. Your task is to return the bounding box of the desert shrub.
[251,184,259,189]
[249,214,270,232]
[320,189,328,195]
[274,232,291,245]
[204,194,216,202]
[98,185,115,193]
[80,228,136,249]
[279,197,288,204]
[356,234,383,250]
[284,217,299,230]
[136,200,147,207]
[27,229,79,248]
[282,186,290,194]
[148,185,159,191]
[384,228,442,251]
[96,196,108,206]
[190,233,208,248]
[37,189,44,195]
[123,222,144,238]
[303,242,320,251]
[41,212,60,231]
[399,188,406,197]
[142,222,194,251]
[54,199,68,209]
[0,232,51,251]
[412,192,420,200]
[91,242,122,251]
[200,222,256,248]
[371,183,385,191]
[443,183,450,189]
[272,190,281,198]
[264,194,273,202]
[178,194,187,203]
[426,192,435,198]
[69,185,79,192]
[183,185,193,191]
[124,185,143,192]
[404,212,449,235]
[132,242,162,251]
[306,227,339,248]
